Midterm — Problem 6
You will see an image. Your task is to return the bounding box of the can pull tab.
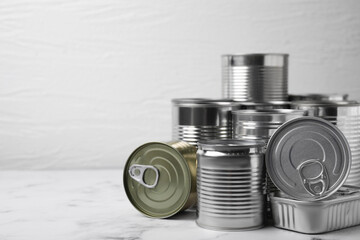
[129,164,159,189]
[297,159,329,197]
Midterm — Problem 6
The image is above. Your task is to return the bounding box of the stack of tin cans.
[124,53,360,234]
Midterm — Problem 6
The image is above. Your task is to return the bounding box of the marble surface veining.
[1,170,360,240]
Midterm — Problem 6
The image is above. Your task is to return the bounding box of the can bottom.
[196,221,264,232]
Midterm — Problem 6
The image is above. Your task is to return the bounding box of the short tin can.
[292,101,360,186]
[271,186,360,234]
[222,53,288,102]
[172,99,241,146]
[123,141,197,218]
[172,98,291,146]
[232,109,306,142]
[266,117,351,201]
[196,139,266,231]
[289,93,349,102]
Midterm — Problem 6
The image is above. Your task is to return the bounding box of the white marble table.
[1,170,359,240]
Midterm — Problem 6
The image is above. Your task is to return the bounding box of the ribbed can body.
[196,140,266,231]
[222,54,288,102]
[292,101,360,186]
[271,186,360,234]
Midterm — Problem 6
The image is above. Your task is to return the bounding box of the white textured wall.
[1,0,360,169]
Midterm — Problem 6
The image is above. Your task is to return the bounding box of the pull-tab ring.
[297,159,329,196]
[129,164,159,188]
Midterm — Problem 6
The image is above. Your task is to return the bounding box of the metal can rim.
[291,100,359,107]
[198,139,265,151]
[232,109,306,116]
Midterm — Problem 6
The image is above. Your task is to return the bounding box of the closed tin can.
[232,109,307,210]
[123,141,197,218]
[196,139,266,231]
[271,186,360,234]
[289,93,349,102]
[266,117,351,201]
[232,109,307,142]
[222,53,288,102]
[172,99,240,146]
[291,101,360,186]
[172,99,291,146]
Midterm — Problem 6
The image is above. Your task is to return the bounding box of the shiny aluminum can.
[266,117,351,201]
[232,109,307,142]
[172,99,240,146]
[232,109,307,210]
[124,141,197,218]
[172,98,291,146]
[289,93,349,102]
[271,186,360,234]
[291,101,360,186]
[196,139,266,231]
[222,53,288,102]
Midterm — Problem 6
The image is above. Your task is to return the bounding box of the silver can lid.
[266,117,351,201]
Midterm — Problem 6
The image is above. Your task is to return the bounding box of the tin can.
[291,101,360,186]
[289,93,349,102]
[172,98,291,146]
[232,109,307,142]
[222,53,288,102]
[196,139,266,231]
[172,99,240,146]
[232,109,307,213]
[271,186,360,234]
[123,141,197,218]
[266,117,351,201]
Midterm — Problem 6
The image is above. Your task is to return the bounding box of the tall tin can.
[196,139,266,231]
[222,53,288,102]
[291,101,360,186]
[124,141,197,218]
[172,99,291,146]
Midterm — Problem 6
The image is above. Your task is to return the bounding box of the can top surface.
[222,53,288,67]
[266,117,351,201]
[271,186,360,206]
[123,142,192,218]
[198,139,265,151]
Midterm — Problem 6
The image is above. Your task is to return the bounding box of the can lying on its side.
[196,139,266,231]
[123,141,197,218]
[271,186,360,234]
